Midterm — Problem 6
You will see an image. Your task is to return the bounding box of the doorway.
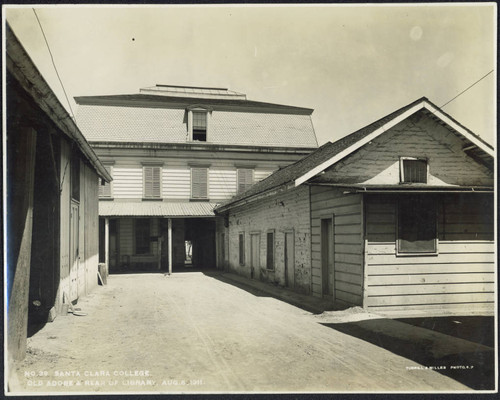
[250,233,260,279]
[69,201,79,302]
[321,217,335,298]
[284,231,294,288]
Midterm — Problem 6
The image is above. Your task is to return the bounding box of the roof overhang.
[307,182,494,194]
[295,99,494,187]
[6,24,112,182]
[99,201,218,217]
[215,182,295,214]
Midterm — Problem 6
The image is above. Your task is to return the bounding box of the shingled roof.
[215,96,493,212]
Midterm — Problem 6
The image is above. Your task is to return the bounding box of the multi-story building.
[75,85,318,273]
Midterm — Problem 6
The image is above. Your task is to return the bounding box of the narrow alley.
[11,272,471,393]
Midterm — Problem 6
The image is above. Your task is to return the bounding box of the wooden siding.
[365,194,495,314]
[83,163,100,294]
[320,114,493,187]
[105,158,280,202]
[310,186,363,306]
[58,138,71,310]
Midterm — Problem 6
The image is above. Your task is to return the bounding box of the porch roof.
[99,201,218,217]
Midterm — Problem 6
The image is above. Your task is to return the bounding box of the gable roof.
[215,97,494,212]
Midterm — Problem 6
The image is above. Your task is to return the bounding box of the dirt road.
[10,272,468,394]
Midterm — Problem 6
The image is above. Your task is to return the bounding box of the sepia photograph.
[3,3,497,395]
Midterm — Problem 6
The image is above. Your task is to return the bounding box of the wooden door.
[69,202,79,302]
[250,233,260,279]
[321,217,334,297]
[284,232,294,288]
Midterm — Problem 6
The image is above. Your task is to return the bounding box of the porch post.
[168,218,173,275]
[104,217,109,276]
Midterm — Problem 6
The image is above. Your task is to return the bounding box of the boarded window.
[239,233,245,265]
[135,218,150,255]
[398,196,437,253]
[193,111,207,141]
[401,159,427,183]
[266,231,275,270]
[237,169,254,194]
[144,166,161,198]
[191,168,208,199]
[99,165,112,197]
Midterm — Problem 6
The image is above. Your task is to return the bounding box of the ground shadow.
[322,317,494,390]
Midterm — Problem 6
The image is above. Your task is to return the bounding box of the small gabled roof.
[215,97,494,213]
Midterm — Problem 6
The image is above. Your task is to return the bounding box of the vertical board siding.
[310,186,363,305]
[83,164,100,294]
[365,194,495,314]
[58,139,71,309]
[119,218,134,256]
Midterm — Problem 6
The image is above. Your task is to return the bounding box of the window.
[400,158,428,183]
[239,233,245,265]
[237,169,254,194]
[192,111,207,141]
[143,165,161,199]
[191,167,208,199]
[99,165,113,198]
[71,152,80,201]
[266,230,275,270]
[135,219,151,255]
[398,196,437,254]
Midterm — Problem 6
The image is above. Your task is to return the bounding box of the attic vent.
[400,158,427,183]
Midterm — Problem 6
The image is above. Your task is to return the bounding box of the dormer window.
[192,111,207,141]
[187,106,210,142]
[400,157,427,183]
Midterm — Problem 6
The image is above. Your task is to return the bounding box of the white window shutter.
[192,168,208,199]
[237,169,253,194]
[152,167,161,197]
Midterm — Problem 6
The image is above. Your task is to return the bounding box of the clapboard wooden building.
[216,97,495,316]
[74,85,318,273]
[6,24,112,361]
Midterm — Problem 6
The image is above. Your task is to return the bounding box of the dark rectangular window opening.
[402,159,427,183]
[266,231,275,270]
[398,196,437,254]
[135,218,151,255]
[239,233,245,265]
[193,111,207,141]
[71,151,80,201]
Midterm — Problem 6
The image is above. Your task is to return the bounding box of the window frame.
[238,232,245,266]
[190,166,209,200]
[237,168,254,194]
[396,195,438,256]
[399,157,428,184]
[134,218,151,255]
[99,163,114,199]
[187,106,211,142]
[266,229,275,271]
[142,163,163,200]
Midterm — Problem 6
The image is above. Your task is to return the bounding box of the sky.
[3,4,496,146]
